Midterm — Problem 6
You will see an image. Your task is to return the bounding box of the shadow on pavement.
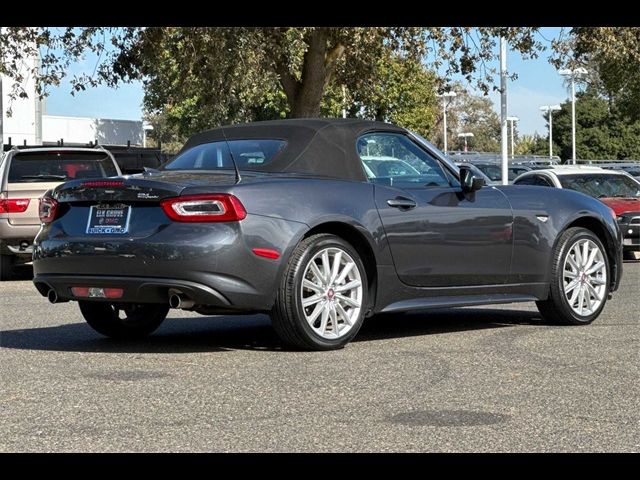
[0,307,542,354]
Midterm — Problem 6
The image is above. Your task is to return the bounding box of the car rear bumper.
[0,219,39,257]
[33,274,233,308]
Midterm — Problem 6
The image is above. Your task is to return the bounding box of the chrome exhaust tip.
[169,292,195,310]
[47,289,58,304]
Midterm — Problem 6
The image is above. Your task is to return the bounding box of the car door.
[359,132,513,288]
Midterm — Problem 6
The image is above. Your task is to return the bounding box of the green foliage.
[548,87,640,161]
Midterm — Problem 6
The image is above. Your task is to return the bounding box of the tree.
[432,86,501,152]
[2,27,545,125]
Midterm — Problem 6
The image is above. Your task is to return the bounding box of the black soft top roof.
[179,118,407,181]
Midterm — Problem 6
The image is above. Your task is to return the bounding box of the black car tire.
[79,302,169,339]
[0,254,14,281]
[271,233,368,351]
[536,227,610,325]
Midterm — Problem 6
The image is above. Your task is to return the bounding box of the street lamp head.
[506,116,519,122]
[437,92,457,98]
[559,67,588,77]
[549,105,561,111]
[457,132,474,138]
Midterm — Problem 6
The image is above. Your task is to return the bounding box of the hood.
[598,197,640,215]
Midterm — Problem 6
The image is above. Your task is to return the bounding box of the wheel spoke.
[335,302,352,326]
[564,278,581,294]
[573,244,583,266]
[591,276,607,285]
[577,285,585,315]
[330,250,342,284]
[321,250,331,284]
[564,268,578,279]
[586,261,605,276]
[302,294,324,307]
[306,302,324,325]
[309,262,325,286]
[302,279,324,293]
[335,279,361,293]
[335,261,355,285]
[582,241,589,267]
[319,307,329,336]
[566,254,579,272]
[329,307,339,336]
[585,282,602,302]
[335,293,359,308]
[585,246,598,270]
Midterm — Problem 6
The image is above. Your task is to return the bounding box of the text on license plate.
[86,205,131,234]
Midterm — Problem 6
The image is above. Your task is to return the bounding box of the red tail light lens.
[0,195,30,213]
[39,197,59,223]
[161,194,247,222]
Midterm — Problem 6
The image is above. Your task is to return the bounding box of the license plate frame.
[86,204,132,235]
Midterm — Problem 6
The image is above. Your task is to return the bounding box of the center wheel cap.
[326,288,335,300]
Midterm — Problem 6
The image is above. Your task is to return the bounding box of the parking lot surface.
[1,261,638,452]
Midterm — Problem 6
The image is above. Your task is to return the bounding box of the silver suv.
[0,147,121,280]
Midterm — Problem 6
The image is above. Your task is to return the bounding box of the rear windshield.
[559,174,640,198]
[163,139,286,171]
[8,151,119,183]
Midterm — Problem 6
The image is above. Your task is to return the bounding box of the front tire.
[536,227,610,325]
[79,302,169,339]
[271,234,368,350]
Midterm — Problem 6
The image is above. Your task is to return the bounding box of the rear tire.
[79,302,169,339]
[536,227,610,325]
[0,254,14,281]
[271,234,368,351]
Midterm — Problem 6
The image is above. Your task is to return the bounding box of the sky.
[44,27,573,136]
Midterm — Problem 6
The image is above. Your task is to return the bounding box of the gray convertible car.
[32,119,623,350]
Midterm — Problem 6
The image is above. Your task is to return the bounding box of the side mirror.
[459,165,484,193]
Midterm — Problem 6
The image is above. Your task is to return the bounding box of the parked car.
[32,119,622,350]
[0,147,121,280]
[513,166,639,255]
[460,162,532,184]
[99,144,168,175]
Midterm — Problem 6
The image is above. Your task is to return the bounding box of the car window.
[164,139,286,171]
[559,174,640,198]
[356,133,451,188]
[514,175,553,187]
[7,151,118,183]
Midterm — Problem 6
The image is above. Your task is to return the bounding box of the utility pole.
[507,116,519,159]
[500,37,508,185]
[437,91,457,154]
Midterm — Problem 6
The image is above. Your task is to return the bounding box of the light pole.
[437,91,457,154]
[457,132,474,152]
[559,67,588,164]
[142,123,154,148]
[506,116,519,159]
[500,36,509,186]
[539,105,561,159]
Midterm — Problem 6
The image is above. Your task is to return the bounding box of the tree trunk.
[274,28,345,118]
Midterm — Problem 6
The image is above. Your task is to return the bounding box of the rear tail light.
[0,193,30,213]
[161,194,247,222]
[39,197,59,223]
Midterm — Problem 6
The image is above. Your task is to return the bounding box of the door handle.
[387,197,417,209]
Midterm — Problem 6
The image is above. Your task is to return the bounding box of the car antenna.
[221,127,242,183]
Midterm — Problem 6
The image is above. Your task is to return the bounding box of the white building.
[2,52,142,147]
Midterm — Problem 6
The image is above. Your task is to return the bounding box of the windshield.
[559,174,640,198]
[8,151,118,183]
[475,164,502,181]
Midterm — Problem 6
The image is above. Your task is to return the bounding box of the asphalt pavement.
[1,260,638,452]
